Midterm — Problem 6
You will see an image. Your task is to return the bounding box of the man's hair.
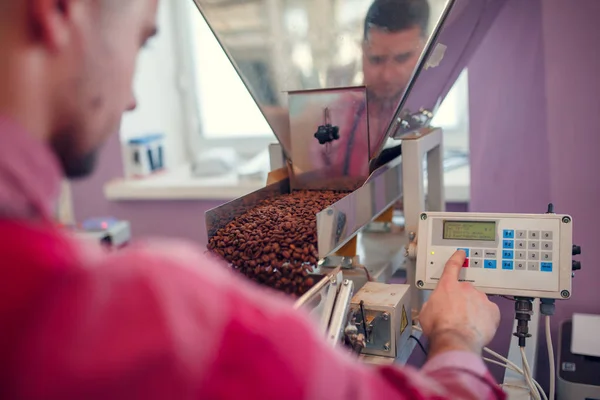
[363,0,430,40]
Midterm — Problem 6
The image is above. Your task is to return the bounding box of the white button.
[529,231,540,239]
[541,241,553,250]
[516,230,527,239]
[529,251,540,260]
[542,231,553,240]
[515,251,527,260]
[516,240,526,249]
[542,252,552,261]
[528,241,539,250]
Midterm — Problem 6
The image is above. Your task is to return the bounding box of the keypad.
[450,228,555,274]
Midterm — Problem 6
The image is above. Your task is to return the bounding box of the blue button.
[503,230,515,239]
[541,262,553,272]
[502,250,514,259]
[457,248,470,257]
[502,261,514,270]
[484,260,497,269]
[503,240,514,249]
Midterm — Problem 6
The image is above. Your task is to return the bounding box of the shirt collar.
[0,116,62,220]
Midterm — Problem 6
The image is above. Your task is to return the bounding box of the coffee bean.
[208,190,347,297]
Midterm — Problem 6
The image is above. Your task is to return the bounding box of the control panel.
[415,212,573,299]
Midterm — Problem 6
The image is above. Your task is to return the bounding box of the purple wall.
[469,0,600,389]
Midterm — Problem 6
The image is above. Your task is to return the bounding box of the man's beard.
[49,134,99,179]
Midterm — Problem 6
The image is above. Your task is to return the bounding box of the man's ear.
[29,0,79,51]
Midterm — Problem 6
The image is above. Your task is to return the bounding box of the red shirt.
[0,116,505,399]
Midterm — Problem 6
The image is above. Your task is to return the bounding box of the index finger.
[439,250,466,283]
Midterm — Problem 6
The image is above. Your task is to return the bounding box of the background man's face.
[362,26,424,104]
[49,0,159,178]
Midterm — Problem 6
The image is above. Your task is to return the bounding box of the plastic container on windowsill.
[123,133,166,179]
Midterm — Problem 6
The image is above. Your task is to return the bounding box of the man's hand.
[419,250,500,357]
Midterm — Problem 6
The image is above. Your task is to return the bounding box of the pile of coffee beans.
[208,190,347,296]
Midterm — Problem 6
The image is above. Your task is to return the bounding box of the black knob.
[572,260,582,271]
[572,245,582,256]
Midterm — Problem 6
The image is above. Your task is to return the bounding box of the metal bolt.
[331,278,337,285]
[327,209,334,216]
[318,258,326,267]
[562,216,571,223]
[417,280,424,288]
[409,232,416,241]
[343,279,350,286]
[561,290,570,298]
[383,342,390,351]
[420,213,428,220]
[382,313,390,321]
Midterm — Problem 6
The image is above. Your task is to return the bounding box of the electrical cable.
[545,316,555,400]
[413,324,547,399]
[483,357,546,399]
[409,334,428,356]
[521,346,541,400]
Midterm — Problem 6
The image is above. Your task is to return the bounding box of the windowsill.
[104,164,470,203]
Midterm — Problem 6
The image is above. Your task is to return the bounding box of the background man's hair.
[363,0,430,40]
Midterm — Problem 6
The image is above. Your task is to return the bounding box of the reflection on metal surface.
[317,158,402,259]
[295,268,343,334]
[288,87,370,190]
[190,0,459,161]
[327,279,354,345]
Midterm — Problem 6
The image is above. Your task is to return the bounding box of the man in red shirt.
[0,0,504,399]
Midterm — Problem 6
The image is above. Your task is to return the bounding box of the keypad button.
[502,250,514,259]
[462,259,469,268]
[541,262,553,272]
[503,240,514,249]
[515,261,526,270]
[542,231,553,240]
[457,248,470,257]
[541,252,552,261]
[503,230,515,239]
[528,241,539,250]
[484,250,497,258]
[515,240,527,250]
[515,251,527,260]
[502,261,514,270]
[541,241,553,250]
[529,231,540,239]
[528,261,540,271]
[484,260,497,269]
[471,259,483,268]
[528,251,540,260]
[516,230,527,239]
[471,249,483,258]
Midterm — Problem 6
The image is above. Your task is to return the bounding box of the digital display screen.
[443,220,496,241]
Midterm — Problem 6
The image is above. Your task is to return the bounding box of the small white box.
[123,134,165,179]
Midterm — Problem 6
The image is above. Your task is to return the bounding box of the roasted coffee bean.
[208,190,347,297]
